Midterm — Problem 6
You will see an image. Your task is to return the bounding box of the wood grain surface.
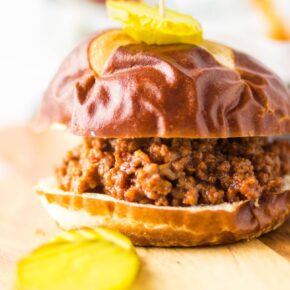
[0,126,289,290]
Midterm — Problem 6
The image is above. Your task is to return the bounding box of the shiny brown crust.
[36,177,290,246]
[38,29,290,138]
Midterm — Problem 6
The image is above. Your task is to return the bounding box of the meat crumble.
[55,138,290,206]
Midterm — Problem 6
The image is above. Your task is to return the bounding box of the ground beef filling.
[55,138,290,206]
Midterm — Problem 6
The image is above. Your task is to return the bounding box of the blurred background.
[0,0,289,127]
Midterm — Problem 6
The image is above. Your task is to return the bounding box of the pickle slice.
[15,228,140,290]
[107,1,203,45]
[89,30,137,76]
[201,40,235,69]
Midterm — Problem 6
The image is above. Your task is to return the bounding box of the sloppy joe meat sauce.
[55,138,290,206]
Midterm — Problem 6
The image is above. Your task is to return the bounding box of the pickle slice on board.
[107,1,203,45]
[15,228,140,290]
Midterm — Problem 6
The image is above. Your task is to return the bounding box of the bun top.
[38,29,290,138]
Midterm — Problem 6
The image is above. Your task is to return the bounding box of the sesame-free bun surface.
[36,176,290,247]
[38,29,290,139]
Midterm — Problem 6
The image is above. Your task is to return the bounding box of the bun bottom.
[36,176,290,246]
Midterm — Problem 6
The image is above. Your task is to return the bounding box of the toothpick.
[159,0,165,19]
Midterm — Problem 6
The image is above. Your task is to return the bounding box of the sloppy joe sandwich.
[36,1,290,246]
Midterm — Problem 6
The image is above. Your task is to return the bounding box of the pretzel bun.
[36,176,290,246]
[38,29,290,139]
[37,29,290,246]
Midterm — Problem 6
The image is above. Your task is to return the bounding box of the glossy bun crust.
[37,176,290,246]
[38,30,290,138]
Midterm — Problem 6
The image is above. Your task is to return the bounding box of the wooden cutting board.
[0,126,289,290]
